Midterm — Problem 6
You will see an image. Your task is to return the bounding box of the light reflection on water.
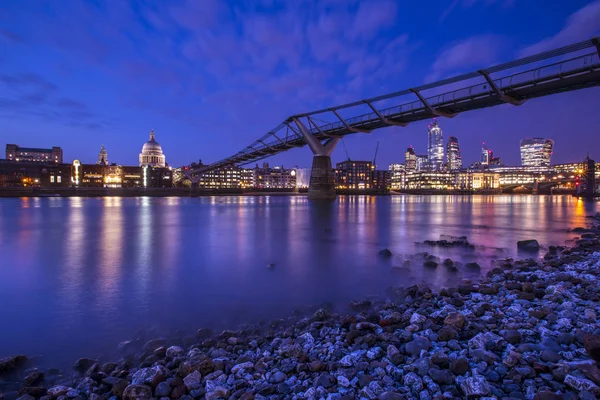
[0,195,596,368]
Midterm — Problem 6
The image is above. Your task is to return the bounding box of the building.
[334,160,373,190]
[404,147,417,172]
[481,143,493,165]
[446,136,462,171]
[97,145,109,165]
[427,119,444,170]
[139,129,167,168]
[6,144,62,164]
[457,172,501,191]
[197,165,243,189]
[71,160,172,188]
[520,138,554,167]
[251,163,296,189]
[404,171,456,190]
[295,168,311,189]
[389,164,405,190]
[416,155,429,171]
[372,170,391,192]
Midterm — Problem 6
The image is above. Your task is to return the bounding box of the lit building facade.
[416,155,429,171]
[481,143,493,165]
[389,164,405,190]
[334,161,373,189]
[404,171,456,190]
[97,145,109,165]
[446,136,462,171]
[71,160,172,188]
[251,163,297,189]
[404,147,417,172]
[197,166,243,189]
[372,170,391,192]
[6,144,63,164]
[139,130,167,168]
[427,119,444,170]
[457,172,501,190]
[520,138,554,166]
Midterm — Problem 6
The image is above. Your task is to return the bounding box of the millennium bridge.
[184,37,600,199]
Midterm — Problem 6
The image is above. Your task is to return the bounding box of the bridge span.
[189,37,600,199]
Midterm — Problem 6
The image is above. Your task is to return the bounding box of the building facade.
[97,145,109,165]
[404,147,417,172]
[520,138,554,166]
[481,143,493,165]
[427,119,444,170]
[6,144,63,164]
[139,130,167,168]
[446,136,462,171]
[334,161,373,190]
[416,155,429,171]
[251,163,297,189]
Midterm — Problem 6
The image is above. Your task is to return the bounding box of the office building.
[404,147,417,172]
[416,155,429,171]
[388,164,405,191]
[334,160,373,190]
[139,129,167,168]
[446,136,462,171]
[520,138,554,167]
[6,144,63,164]
[427,119,444,170]
[251,163,296,189]
[481,143,493,165]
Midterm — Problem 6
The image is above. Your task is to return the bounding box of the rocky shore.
[3,218,600,400]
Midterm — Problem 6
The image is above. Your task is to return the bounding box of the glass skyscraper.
[520,138,554,166]
[404,147,417,172]
[428,119,444,170]
[446,136,462,171]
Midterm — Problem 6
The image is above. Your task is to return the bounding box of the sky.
[1,0,600,169]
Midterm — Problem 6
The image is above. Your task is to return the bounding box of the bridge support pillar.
[292,117,339,200]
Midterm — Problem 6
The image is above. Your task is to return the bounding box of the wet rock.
[313,308,331,321]
[460,376,491,397]
[423,261,438,268]
[428,369,454,385]
[23,371,44,387]
[268,371,286,384]
[0,355,28,375]
[540,349,561,363]
[166,346,184,358]
[379,392,404,400]
[501,329,522,345]
[533,391,563,400]
[564,374,600,396]
[577,364,600,386]
[72,357,96,373]
[465,262,480,270]
[16,395,35,400]
[583,333,600,362]
[379,249,393,257]
[314,372,336,388]
[518,239,540,251]
[183,370,202,390]
[444,312,466,330]
[438,327,457,341]
[154,381,172,397]
[123,384,153,400]
[450,358,469,376]
[132,365,168,387]
[17,387,47,398]
[405,336,431,357]
[47,386,71,397]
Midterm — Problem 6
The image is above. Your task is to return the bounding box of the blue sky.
[1,0,599,168]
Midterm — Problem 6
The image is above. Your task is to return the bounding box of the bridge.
[187,37,600,199]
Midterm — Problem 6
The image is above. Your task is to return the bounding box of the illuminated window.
[57,176,62,183]
[50,176,55,183]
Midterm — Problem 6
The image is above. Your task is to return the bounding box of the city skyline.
[1,1,600,168]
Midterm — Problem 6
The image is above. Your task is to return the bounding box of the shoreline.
[2,222,600,399]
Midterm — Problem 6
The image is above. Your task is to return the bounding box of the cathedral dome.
[139,130,166,168]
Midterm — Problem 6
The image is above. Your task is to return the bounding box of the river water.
[0,195,596,368]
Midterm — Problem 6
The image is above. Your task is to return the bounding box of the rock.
[73,357,96,373]
[423,260,438,268]
[533,391,563,400]
[465,262,480,269]
[23,371,44,386]
[337,375,350,387]
[183,370,202,390]
[269,371,286,384]
[47,386,71,397]
[577,364,600,386]
[17,387,47,398]
[313,308,331,321]
[142,338,166,353]
[540,349,561,363]
[583,333,600,362]
[410,313,427,325]
[501,329,522,345]
[405,336,431,357]
[438,327,457,341]
[379,392,404,400]
[123,384,153,400]
[154,382,172,397]
[356,322,379,330]
[428,369,454,385]
[379,249,393,257]
[309,360,326,372]
[450,358,470,376]
[16,395,35,400]
[166,346,184,358]
[518,239,540,251]
[314,373,336,388]
[460,376,491,397]
[444,312,466,330]
[0,355,27,375]
[107,378,129,397]
[564,374,600,396]
[132,365,168,387]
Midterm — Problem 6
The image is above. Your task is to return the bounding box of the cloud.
[426,34,505,82]
[440,0,515,22]
[519,0,600,56]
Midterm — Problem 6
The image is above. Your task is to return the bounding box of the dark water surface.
[0,195,596,367]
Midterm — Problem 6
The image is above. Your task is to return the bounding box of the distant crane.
[373,141,379,169]
[341,138,351,162]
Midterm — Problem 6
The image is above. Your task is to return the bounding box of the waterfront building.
[139,129,167,168]
[97,145,109,165]
[71,160,172,188]
[251,163,297,189]
[404,171,456,190]
[427,119,444,170]
[197,165,243,189]
[389,164,405,190]
[457,172,501,191]
[520,138,554,166]
[404,147,417,172]
[295,168,311,189]
[241,168,255,189]
[6,144,63,164]
[446,137,462,171]
[416,155,429,171]
[372,170,391,192]
[334,160,373,190]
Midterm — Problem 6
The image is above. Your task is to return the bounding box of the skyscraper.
[427,119,444,170]
[481,143,493,165]
[520,138,554,166]
[404,146,417,172]
[446,136,462,171]
[97,145,108,165]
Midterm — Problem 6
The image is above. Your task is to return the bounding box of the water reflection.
[0,195,597,368]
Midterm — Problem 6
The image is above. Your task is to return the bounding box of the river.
[0,195,596,368]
